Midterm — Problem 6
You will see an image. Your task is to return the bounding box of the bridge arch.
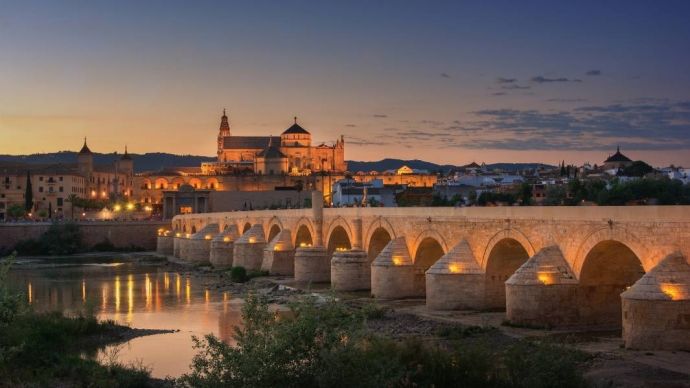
[366,227,393,261]
[411,229,449,265]
[267,223,282,242]
[241,222,252,234]
[573,227,652,278]
[294,218,315,247]
[411,231,447,295]
[578,239,645,327]
[325,217,354,247]
[482,229,535,310]
[327,225,352,254]
[363,217,396,258]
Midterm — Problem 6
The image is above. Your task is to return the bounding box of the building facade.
[0,139,133,220]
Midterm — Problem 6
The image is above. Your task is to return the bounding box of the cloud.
[345,124,357,127]
[586,70,602,76]
[372,114,388,118]
[491,92,507,96]
[496,77,516,84]
[440,73,451,78]
[501,84,531,90]
[531,76,582,83]
[546,98,588,103]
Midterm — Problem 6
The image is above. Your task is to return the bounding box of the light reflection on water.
[8,258,243,378]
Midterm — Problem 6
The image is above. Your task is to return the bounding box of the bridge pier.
[210,225,239,269]
[156,230,173,256]
[262,229,295,275]
[622,252,690,350]
[233,224,266,270]
[294,246,330,282]
[371,237,417,299]
[173,233,182,258]
[186,224,218,263]
[331,249,370,291]
[178,234,191,260]
[505,246,579,328]
[426,240,485,310]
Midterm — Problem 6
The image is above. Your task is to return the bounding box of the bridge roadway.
[157,192,690,351]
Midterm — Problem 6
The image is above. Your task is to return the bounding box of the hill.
[0,153,553,174]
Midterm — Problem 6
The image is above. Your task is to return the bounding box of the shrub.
[180,294,590,388]
[13,222,83,256]
[230,266,248,283]
[92,238,117,252]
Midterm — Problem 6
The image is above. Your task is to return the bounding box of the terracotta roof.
[257,145,286,158]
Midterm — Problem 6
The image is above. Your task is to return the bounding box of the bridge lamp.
[223,237,231,242]
[204,234,212,240]
[392,256,404,266]
[126,203,134,210]
[248,237,257,243]
[185,233,191,238]
[537,271,556,286]
[175,232,182,238]
[114,204,122,212]
[448,263,462,274]
[660,283,686,301]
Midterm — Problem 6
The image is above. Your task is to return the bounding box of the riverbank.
[158,255,690,388]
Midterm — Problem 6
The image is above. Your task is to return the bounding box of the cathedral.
[203,110,346,175]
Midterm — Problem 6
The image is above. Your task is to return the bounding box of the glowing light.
[144,206,152,211]
[392,256,404,266]
[248,237,257,243]
[223,236,231,242]
[176,274,181,298]
[126,203,134,210]
[537,272,556,285]
[113,204,122,212]
[335,247,348,252]
[82,280,86,302]
[274,245,281,251]
[101,283,108,310]
[660,282,687,301]
[114,276,121,314]
[127,274,134,320]
[145,273,152,309]
[91,190,96,197]
[27,282,32,304]
[175,232,182,238]
[299,242,312,248]
[185,233,191,238]
[185,278,191,305]
[448,263,462,274]
[164,272,170,290]
[205,234,212,240]
[81,212,86,217]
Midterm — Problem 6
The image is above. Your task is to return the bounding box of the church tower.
[77,137,93,175]
[217,109,231,161]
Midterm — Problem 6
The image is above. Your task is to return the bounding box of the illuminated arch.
[480,228,536,271]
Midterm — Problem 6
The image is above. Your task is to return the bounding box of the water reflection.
[8,258,243,378]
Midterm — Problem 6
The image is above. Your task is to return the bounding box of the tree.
[7,204,25,219]
[66,194,79,220]
[24,171,32,212]
[622,161,654,177]
[518,183,533,206]
[48,202,52,219]
[560,161,566,177]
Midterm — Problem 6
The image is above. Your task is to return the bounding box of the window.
[57,198,63,206]
[39,177,43,181]
[39,187,43,192]
[179,206,193,214]
[59,176,63,181]
[59,186,63,192]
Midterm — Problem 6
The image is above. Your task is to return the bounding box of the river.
[7,255,243,379]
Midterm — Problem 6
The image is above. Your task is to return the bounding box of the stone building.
[211,111,346,175]
[0,139,133,220]
[603,146,633,170]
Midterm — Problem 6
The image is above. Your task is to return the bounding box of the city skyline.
[2,1,690,166]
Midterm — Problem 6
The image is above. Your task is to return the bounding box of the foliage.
[13,222,83,256]
[622,160,654,177]
[477,191,516,206]
[0,256,155,386]
[518,182,533,205]
[24,171,33,212]
[230,266,248,283]
[180,294,589,388]
[6,204,25,219]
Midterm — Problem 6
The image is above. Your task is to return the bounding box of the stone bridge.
[157,193,690,350]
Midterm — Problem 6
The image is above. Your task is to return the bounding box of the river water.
[7,256,243,379]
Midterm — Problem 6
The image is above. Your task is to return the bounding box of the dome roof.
[282,117,310,135]
[604,146,632,163]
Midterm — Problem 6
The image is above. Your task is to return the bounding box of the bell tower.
[217,109,231,161]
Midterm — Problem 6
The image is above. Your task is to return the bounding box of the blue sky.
[1,0,689,165]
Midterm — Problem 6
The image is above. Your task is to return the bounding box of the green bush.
[180,294,590,388]
[230,266,248,283]
[13,222,83,256]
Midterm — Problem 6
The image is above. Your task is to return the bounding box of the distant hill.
[0,153,553,174]
[0,152,215,173]
[346,158,553,173]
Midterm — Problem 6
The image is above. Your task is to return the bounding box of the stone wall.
[0,221,169,253]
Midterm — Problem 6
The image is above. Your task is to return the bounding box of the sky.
[1,0,690,166]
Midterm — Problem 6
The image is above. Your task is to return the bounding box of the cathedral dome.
[282,117,310,135]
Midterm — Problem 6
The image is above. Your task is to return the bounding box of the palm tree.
[66,194,79,220]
